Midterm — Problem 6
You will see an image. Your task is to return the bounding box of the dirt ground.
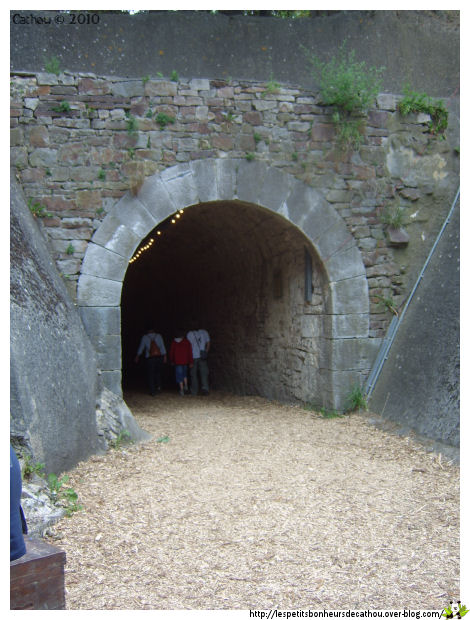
[49,390,460,611]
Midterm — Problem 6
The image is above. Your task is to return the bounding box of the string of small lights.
[129,209,185,264]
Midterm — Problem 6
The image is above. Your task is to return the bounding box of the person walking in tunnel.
[135,326,167,396]
[187,327,211,395]
[169,330,193,396]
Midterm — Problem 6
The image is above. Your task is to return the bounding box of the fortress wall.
[10,71,460,344]
[10,10,460,452]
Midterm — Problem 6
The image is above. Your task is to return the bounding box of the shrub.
[306,41,384,114]
[304,41,384,150]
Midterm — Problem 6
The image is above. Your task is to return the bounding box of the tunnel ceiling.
[124,200,315,287]
[131,201,308,264]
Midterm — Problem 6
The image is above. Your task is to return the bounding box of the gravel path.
[50,391,460,610]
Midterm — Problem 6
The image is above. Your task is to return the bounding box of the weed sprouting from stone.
[344,385,368,413]
[374,294,398,316]
[126,113,138,134]
[52,101,71,114]
[28,198,53,218]
[303,402,341,418]
[48,473,83,516]
[262,75,281,97]
[319,407,341,418]
[109,430,132,449]
[21,454,45,480]
[380,204,406,229]
[397,86,448,135]
[155,112,176,130]
[44,55,61,75]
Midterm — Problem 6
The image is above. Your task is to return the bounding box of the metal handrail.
[365,187,460,399]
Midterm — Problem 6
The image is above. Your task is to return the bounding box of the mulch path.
[49,391,460,610]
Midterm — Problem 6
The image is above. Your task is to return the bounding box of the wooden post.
[10,537,66,610]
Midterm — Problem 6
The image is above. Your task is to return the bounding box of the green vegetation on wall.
[155,112,176,129]
[304,41,385,150]
[397,86,448,135]
[44,55,61,75]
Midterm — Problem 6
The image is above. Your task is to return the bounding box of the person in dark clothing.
[10,445,27,561]
[135,326,167,395]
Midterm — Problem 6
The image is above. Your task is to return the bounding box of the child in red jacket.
[169,330,193,396]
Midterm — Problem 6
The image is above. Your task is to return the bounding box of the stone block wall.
[11,71,459,341]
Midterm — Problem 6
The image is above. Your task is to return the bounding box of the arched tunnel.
[121,201,330,403]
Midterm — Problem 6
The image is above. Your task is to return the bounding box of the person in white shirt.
[187,327,210,395]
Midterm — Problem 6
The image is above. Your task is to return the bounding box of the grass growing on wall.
[397,86,448,135]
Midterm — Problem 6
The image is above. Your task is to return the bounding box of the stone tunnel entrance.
[121,201,328,402]
[77,159,375,411]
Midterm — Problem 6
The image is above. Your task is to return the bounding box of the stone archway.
[77,159,375,410]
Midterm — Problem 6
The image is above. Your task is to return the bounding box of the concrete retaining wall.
[10,10,459,97]
[368,197,460,449]
[10,173,100,473]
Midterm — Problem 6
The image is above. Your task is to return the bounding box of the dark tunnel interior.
[121,200,328,400]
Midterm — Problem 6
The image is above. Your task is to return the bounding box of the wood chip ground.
[49,391,460,610]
